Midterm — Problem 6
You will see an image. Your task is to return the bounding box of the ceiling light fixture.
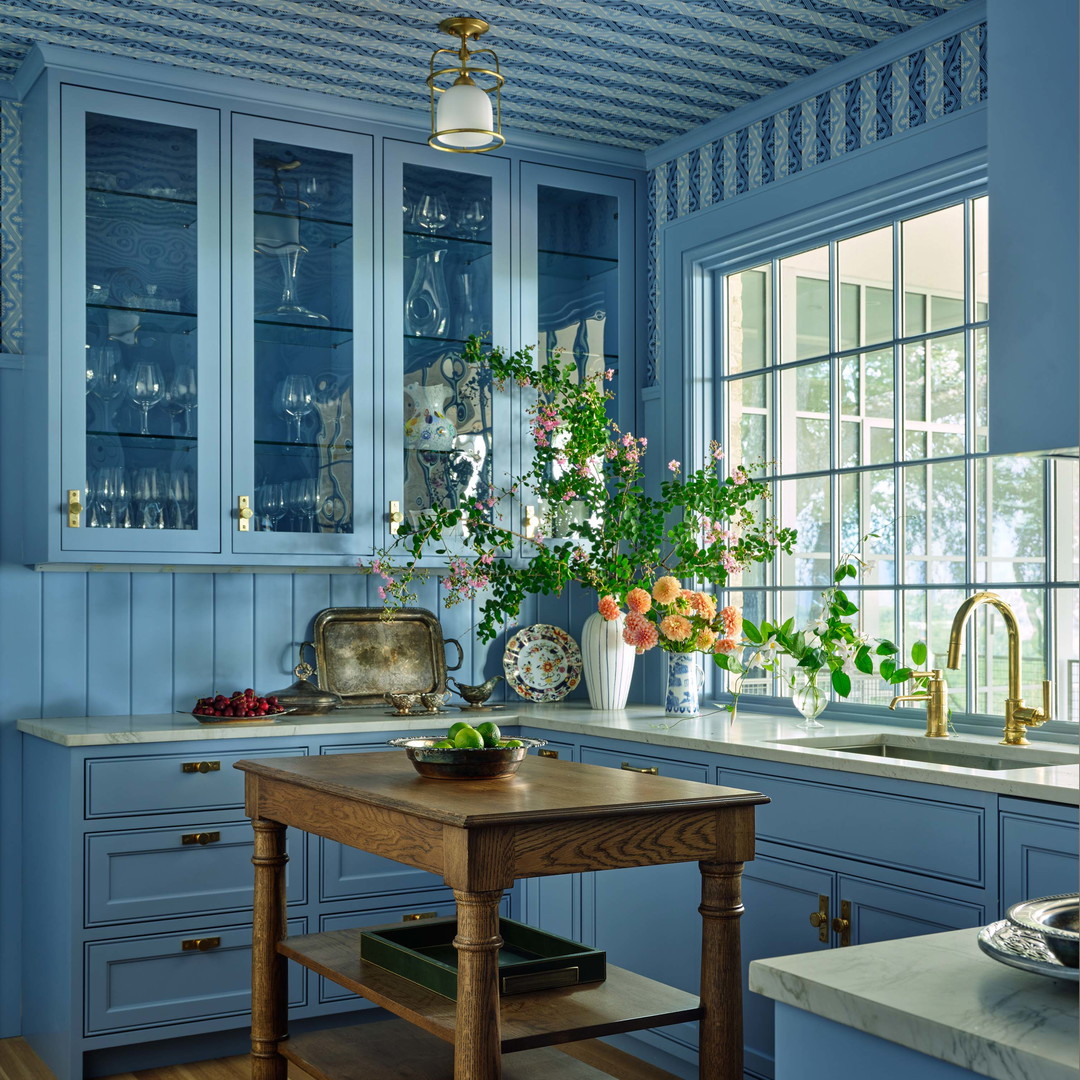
[427,17,504,153]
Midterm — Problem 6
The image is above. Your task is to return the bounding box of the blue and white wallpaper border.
[1,99,24,354]
[645,21,987,385]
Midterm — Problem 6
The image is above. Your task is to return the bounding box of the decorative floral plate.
[503,624,582,702]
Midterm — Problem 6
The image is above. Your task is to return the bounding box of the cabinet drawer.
[1000,808,1079,910]
[86,822,306,926]
[580,746,709,782]
[85,746,306,818]
[720,768,986,887]
[85,918,307,1034]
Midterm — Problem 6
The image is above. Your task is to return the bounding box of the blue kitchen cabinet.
[998,796,1079,910]
[23,82,225,563]
[230,115,377,559]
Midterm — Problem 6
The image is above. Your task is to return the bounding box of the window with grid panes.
[718,196,1079,724]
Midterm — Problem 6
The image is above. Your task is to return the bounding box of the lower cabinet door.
[999,805,1079,911]
[741,854,834,1080]
[839,875,986,946]
[84,919,307,1034]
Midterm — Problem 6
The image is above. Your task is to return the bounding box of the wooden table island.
[236,750,767,1080]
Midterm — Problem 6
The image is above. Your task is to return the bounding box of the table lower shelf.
[280,1019,668,1080]
[279,927,701,1052]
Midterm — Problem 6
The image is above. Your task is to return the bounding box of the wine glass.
[87,345,125,403]
[96,466,125,528]
[167,469,194,529]
[168,364,198,437]
[294,476,319,533]
[276,374,315,443]
[412,192,448,234]
[300,176,322,212]
[256,481,286,531]
[133,467,164,528]
[129,362,165,435]
[455,197,487,239]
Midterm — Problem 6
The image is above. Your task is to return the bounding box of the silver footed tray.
[977,919,1079,982]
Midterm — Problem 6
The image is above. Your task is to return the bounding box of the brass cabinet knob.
[181,937,221,952]
[182,760,220,774]
[181,831,221,846]
[809,895,830,942]
[809,912,826,928]
[833,900,852,946]
[831,917,850,932]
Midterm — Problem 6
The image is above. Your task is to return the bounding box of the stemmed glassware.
[87,345,125,405]
[168,469,195,529]
[256,482,286,531]
[412,192,448,234]
[168,364,198,437]
[133,467,165,528]
[455,197,487,239]
[276,374,315,443]
[129,362,165,435]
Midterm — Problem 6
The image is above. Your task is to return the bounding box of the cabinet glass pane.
[402,163,494,523]
[84,113,199,530]
[251,141,354,534]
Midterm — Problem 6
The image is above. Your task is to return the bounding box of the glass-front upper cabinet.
[383,142,512,547]
[231,116,374,557]
[519,164,637,540]
[59,87,222,554]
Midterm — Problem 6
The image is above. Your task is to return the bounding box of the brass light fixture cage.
[427,17,505,153]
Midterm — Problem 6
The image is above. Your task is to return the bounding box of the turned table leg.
[698,860,745,1080]
[453,888,505,1079]
[251,818,289,1080]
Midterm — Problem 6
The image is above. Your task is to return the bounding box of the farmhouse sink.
[770,732,1079,772]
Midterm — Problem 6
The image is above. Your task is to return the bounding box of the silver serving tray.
[977,919,1080,982]
[312,607,463,707]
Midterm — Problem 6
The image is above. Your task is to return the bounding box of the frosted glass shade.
[435,82,494,149]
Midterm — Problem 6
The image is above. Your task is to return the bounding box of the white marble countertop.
[18,702,1079,804]
[749,927,1079,1080]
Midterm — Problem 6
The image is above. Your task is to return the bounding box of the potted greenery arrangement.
[367,336,795,710]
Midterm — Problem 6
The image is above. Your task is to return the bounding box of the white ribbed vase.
[581,611,635,710]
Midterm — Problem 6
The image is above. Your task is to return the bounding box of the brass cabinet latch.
[523,505,540,539]
[181,831,221,846]
[538,748,559,759]
[181,937,221,952]
[388,500,404,536]
[237,495,254,531]
[67,489,84,528]
[833,900,852,946]
[808,895,829,943]
[181,760,220,774]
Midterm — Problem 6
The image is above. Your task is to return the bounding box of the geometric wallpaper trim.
[645,20,987,384]
[0,99,23,354]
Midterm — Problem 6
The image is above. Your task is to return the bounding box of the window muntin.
[716,194,1079,724]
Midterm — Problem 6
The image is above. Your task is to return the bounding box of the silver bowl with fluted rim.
[388,735,546,780]
[1006,893,1079,967]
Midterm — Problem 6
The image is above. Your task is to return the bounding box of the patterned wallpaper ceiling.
[0,0,974,149]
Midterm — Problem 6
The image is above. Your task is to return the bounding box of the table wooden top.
[235,751,768,829]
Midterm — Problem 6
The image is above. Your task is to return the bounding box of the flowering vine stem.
[365,336,795,645]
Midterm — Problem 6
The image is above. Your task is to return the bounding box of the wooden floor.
[0,1035,681,1080]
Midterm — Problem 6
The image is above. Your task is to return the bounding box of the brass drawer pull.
[808,895,829,942]
[181,761,220,774]
[538,748,559,759]
[181,937,221,952]
[402,911,438,921]
[181,831,221,846]
[621,762,658,775]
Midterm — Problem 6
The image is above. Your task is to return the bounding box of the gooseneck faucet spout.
[946,591,1052,745]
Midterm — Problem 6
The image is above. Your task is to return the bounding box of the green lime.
[500,738,523,749]
[453,725,484,749]
[431,739,455,748]
[447,721,470,740]
[476,721,502,747]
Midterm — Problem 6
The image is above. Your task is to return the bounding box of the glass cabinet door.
[384,143,512,548]
[520,164,637,542]
[231,117,374,557]
[60,87,221,553]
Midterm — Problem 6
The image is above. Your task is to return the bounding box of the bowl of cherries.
[192,689,288,722]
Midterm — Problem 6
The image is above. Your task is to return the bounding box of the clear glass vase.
[792,671,827,729]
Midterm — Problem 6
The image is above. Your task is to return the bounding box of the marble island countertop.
[749,927,1079,1080]
[17,702,1079,804]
